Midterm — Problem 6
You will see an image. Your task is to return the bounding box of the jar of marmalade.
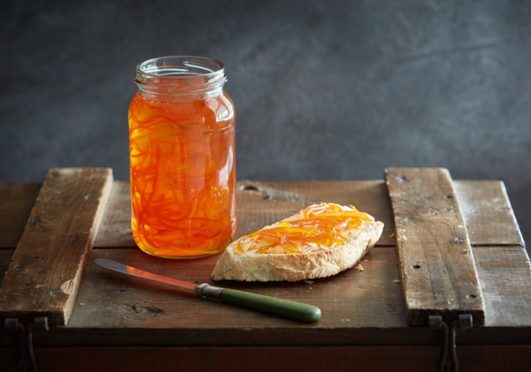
[128,56,236,259]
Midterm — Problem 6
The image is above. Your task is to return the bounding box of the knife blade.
[95,258,321,323]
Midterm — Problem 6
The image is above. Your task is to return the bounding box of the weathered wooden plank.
[455,181,525,246]
[92,180,396,247]
[69,247,406,330]
[0,183,40,248]
[0,173,528,372]
[385,168,485,326]
[95,182,132,247]
[0,168,113,326]
[0,246,529,347]
[473,246,531,327]
[93,180,525,248]
[1,180,524,249]
[57,247,531,339]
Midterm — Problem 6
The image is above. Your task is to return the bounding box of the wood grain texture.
[94,182,132,247]
[0,180,524,249]
[0,182,40,248]
[0,247,526,347]
[455,180,525,246]
[386,168,485,326]
[93,180,524,248]
[0,346,443,372]
[473,246,531,327]
[0,168,113,326]
[92,180,396,247]
[71,248,406,330]
[0,246,529,347]
[1,345,531,372]
[0,175,529,372]
[0,178,528,333]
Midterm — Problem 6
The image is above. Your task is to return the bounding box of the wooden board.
[72,247,407,331]
[0,346,442,372]
[0,174,530,372]
[92,179,525,248]
[1,345,530,372]
[92,180,396,248]
[0,180,524,249]
[0,178,528,340]
[0,246,527,348]
[454,180,525,246]
[473,246,531,327]
[0,168,113,326]
[95,182,133,247]
[385,168,485,326]
[64,246,531,342]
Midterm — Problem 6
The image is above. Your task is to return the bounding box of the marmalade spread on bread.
[235,203,374,255]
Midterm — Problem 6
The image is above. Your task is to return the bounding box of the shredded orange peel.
[235,203,374,255]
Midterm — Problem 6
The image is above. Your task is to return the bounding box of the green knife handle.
[196,284,321,323]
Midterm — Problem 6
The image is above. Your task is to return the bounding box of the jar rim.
[135,56,227,98]
[136,55,225,81]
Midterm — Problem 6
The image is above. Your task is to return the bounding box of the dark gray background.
[1,0,529,246]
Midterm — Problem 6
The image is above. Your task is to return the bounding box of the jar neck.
[135,56,227,100]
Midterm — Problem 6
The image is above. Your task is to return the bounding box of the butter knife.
[94,258,321,323]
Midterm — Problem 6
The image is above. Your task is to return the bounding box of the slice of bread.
[211,203,384,282]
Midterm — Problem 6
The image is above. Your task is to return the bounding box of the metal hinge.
[429,314,473,372]
[4,317,49,372]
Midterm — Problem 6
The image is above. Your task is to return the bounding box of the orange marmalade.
[128,56,236,258]
[235,203,373,255]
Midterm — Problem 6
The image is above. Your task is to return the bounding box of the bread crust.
[211,219,384,282]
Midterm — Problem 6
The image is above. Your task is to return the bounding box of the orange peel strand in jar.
[128,56,236,259]
[235,203,374,255]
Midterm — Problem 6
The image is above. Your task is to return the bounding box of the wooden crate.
[0,168,529,372]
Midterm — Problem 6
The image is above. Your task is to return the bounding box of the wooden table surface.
[0,180,530,371]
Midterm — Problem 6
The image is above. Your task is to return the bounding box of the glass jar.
[128,56,236,259]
